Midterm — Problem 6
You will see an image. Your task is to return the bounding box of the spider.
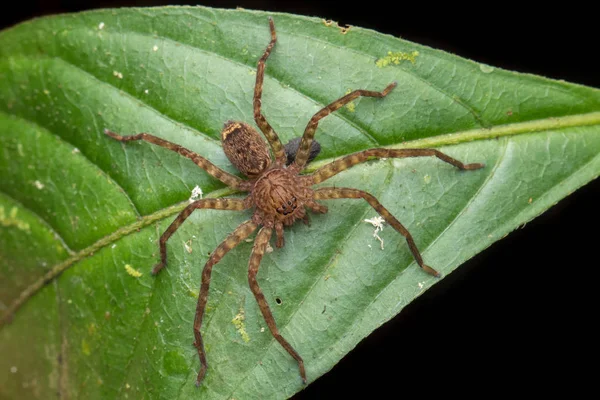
[105,17,484,386]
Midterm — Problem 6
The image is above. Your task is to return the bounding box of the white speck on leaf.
[33,180,44,190]
[184,239,193,254]
[10,366,17,373]
[189,185,203,202]
[113,71,123,79]
[153,45,159,51]
[98,22,105,30]
[364,216,385,250]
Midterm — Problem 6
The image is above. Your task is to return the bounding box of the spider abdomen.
[221,121,271,178]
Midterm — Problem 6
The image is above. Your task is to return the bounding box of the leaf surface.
[1,7,599,400]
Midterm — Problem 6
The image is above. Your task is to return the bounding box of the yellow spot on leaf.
[344,89,356,112]
[81,339,91,356]
[125,264,142,278]
[0,206,30,232]
[376,51,420,68]
[232,310,250,343]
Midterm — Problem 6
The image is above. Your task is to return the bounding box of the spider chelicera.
[105,17,484,386]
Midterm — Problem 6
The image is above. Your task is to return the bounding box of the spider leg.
[253,17,287,165]
[194,220,258,386]
[248,226,307,384]
[292,82,397,171]
[309,148,485,184]
[104,130,249,190]
[153,198,250,275]
[314,187,441,277]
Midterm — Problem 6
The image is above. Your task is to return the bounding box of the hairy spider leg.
[104,130,247,190]
[292,82,397,170]
[194,220,258,386]
[314,187,442,277]
[152,198,250,274]
[248,226,307,384]
[253,17,287,164]
[310,148,485,184]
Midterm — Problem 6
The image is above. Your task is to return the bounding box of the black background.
[3,2,598,398]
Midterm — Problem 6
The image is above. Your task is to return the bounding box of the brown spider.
[105,18,484,386]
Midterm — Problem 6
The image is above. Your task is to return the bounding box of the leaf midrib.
[2,111,600,329]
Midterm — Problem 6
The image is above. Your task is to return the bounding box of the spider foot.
[464,162,485,170]
[151,262,165,275]
[422,264,442,278]
[195,366,207,387]
[299,361,307,385]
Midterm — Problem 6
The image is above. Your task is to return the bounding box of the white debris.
[184,239,193,254]
[363,216,385,250]
[98,22,105,30]
[113,71,123,79]
[153,45,159,52]
[189,185,203,202]
[33,180,45,190]
[10,366,17,373]
[144,89,149,94]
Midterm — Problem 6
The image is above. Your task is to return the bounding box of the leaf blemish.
[232,309,250,343]
[321,19,352,34]
[124,264,142,278]
[376,51,420,68]
[344,89,356,112]
[0,206,30,232]
[479,64,495,74]
[81,339,91,356]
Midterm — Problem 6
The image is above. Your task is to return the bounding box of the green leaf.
[1,6,599,400]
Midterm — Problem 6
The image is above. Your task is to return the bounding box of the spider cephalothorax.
[105,17,484,387]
